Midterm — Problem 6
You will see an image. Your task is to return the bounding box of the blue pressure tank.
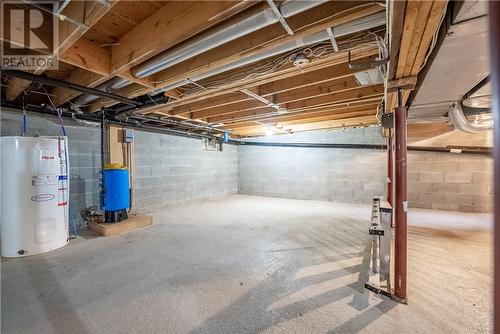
[101,164,130,222]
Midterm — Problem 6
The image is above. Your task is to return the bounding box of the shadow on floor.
[7,258,92,334]
[190,233,398,333]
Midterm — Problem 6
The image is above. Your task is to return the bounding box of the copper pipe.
[489,1,500,333]
[394,105,407,302]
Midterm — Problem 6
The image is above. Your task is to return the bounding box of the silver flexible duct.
[448,103,493,133]
[73,77,130,106]
[131,0,329,78]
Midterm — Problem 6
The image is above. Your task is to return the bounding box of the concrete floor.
[1,195,492,333]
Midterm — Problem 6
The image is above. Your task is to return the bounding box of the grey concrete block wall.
[239,146,387,203]
[1,110,239,220]
[133,131,238,213]
[1,110,493,215]
[1,110,101,225]
[239,128,494,213]
[407,151,493,213]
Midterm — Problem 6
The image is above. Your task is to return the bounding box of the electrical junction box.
[123,129,134,143]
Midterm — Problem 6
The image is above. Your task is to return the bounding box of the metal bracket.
[265,0,294,36]
[326,27,339,52]
[369,228,384,236]
[348,50,389,71]
[187,78,207,91]
[365,282,392,298]
[240,89,287,114]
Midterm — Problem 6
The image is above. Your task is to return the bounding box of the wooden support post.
[394,102,408,302]
[489,2,500,333]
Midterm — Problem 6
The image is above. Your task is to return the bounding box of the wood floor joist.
[386,0,448,111]
[150,2,383,92]
[4,0,118,101]
[5,0,451,137]
[169,55,378,116]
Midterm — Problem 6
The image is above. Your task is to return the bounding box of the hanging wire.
[177,29,384,96]
[21,92,28,136]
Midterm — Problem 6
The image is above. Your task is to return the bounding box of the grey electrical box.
[123,129,134,143]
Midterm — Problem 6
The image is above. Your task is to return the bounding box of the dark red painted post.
[489,2,500,333]
[394,99,408,301]
[387,129,394,207]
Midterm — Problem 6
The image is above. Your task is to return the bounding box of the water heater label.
[31,194,55,202]
[32,175,58,186]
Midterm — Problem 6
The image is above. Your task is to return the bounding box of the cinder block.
[417,172,444,183]
[445,172,473,183]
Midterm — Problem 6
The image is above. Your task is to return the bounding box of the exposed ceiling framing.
[1,0,449,138]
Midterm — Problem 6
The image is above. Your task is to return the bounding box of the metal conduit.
[131,0,329,78]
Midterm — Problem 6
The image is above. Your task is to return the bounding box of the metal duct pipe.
[132,0,329,78]
[448,103,493,133]
[73,77,130,106]
[157,11,386,93]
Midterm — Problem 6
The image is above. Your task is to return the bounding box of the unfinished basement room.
[1,0,499,333]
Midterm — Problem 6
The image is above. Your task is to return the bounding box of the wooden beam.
[111,1,249,73]
[206,97,381,123]
[280,115,379,133]
[189,76,363,119]
[395,1,420,79]
[191,84,383,120]
[402,1,433,77]
[167,44,380,107]
[170,55,377,115]
[61,37,110,76]
[89,44,379,112]
[388,0,407,79]
[235,115,378,136]
[410,0,448,75]
[174,75,360,117]
[387,76,417,92]
[222,105,378,129]
[5,0,117,101]
[387,0,447,111]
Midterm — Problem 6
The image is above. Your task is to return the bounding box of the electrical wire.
[178,30,384,96]
[41,86,73,236]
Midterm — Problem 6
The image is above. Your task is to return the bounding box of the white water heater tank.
[1,136,69,257]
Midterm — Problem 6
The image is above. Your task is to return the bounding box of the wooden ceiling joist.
[3,1,409,137]
[190,83,383,120]
[207,97,380,124]
[221,105,378,130]
[386,0,448,111]
[150,2,384,92]
[169,55,377,116]
[26,1,254,107]
[236,114,379,137]
[4,0,118,101]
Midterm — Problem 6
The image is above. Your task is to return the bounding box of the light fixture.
[266,128,273,137]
